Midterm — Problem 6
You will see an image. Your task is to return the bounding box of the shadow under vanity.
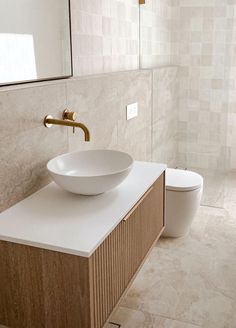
[0,162,165,328]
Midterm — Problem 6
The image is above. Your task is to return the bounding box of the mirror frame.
[0,0,73,87]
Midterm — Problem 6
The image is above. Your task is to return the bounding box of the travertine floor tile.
[106,306,201,328]
[119,203,236,328]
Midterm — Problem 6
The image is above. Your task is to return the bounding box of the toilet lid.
[166,168,203,192]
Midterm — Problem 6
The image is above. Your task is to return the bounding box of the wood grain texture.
[0,173,165,328]
[90,173,165,328]
[0,243,91,328]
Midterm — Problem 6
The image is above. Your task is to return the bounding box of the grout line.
[201,204,225,210]
[120,306,202,327]
[153,313,202,327]
[138,4,141,70]
[199,272,236,303]
[108,322,121,327]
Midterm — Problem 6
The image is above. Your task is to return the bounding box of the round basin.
[47,149,134,195]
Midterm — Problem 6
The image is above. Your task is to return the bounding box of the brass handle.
[63,109,77,121]
[123,186,154,222]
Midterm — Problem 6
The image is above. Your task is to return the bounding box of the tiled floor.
[106,174,236,328]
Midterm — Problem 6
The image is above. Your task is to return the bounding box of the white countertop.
[0,161,166,257]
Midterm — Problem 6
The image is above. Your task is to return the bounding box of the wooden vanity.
[0,162,166,328]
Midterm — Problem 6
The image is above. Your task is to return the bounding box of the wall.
[140,0,173,68]
[0,82,68,212]
[176,0,230,171]
[67,71,152,160]
[70,0,174,75]
[71,0,140,76]
[0,0,176,212]
[227,11,236,172]
[2,0,235,212]
[152,66,179,167]
[0,70,152,212]
[172,0,233,206]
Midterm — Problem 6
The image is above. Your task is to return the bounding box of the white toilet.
[162,168,203,238]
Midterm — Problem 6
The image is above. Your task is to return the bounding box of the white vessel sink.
[47,149,134,195]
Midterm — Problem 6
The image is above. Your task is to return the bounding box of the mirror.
[0,0,72,86]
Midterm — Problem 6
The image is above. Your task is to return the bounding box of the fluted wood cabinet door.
[90,173,165,328]
[0,173,165,328]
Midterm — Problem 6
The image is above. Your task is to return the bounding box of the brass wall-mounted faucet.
[44,110,90,142]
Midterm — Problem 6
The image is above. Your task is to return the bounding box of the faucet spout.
[44,116,90,142]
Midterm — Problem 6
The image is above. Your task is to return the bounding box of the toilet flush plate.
[126,102,138,120]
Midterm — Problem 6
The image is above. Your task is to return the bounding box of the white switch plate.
[126,102,138,120]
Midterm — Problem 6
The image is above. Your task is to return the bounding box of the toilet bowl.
[162,168,203,238]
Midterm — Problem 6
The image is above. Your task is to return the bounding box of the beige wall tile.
[0,69,155,212]
[2,0,236,213]
[152,66,179,167]
[0,83,68,212]
[66,70,152,161]
[71,0,139,76]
